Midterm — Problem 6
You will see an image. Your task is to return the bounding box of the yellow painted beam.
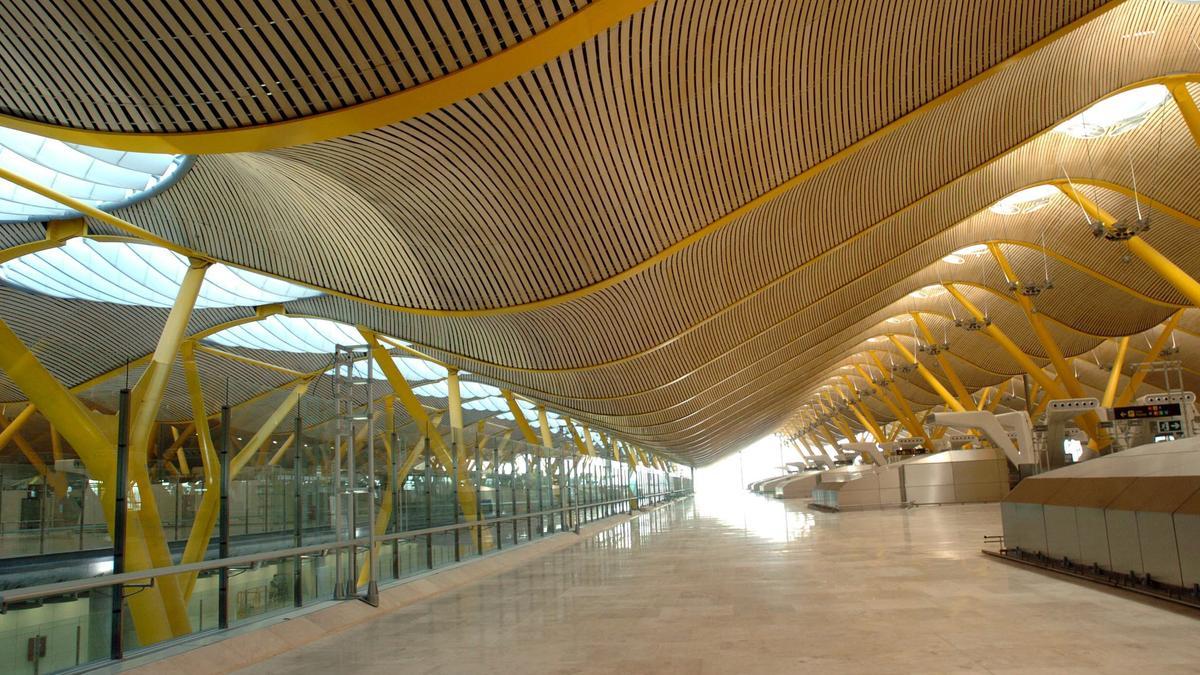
[1116,312,1184,406]
[228,380,312,478]
[910,313,973,409]
[944,284,1065,399]
[1169,82,1200,150]
[1102,337,1131,407]
[1058,185,1200,309]
[0,320,184,643]
[988,244,1107,446]
[502,390,540,445]
[193,344,307,378]
[537,405,555,449]
[178,342,221,600]
[886,335,966,412]
[0,0,662,154]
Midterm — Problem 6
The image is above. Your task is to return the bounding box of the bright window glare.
[694,435,803,495]
[0,239,321,308]
[1055,84,1169,139]
[908,285,947,299]
[989,184,1060,215]
[0,127,187,222]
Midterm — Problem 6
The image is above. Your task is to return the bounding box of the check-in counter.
[772,471,823,499]
[812,448,1009,511]
[1000,437,1200,589]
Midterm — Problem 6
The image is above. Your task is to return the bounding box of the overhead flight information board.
[1112,402,1182,420]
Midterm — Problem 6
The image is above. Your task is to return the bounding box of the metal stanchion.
[110,389,130,660]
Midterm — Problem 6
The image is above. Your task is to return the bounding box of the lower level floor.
[240,494,1200,674]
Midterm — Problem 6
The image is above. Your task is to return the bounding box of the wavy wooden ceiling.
[4,0,1200,463]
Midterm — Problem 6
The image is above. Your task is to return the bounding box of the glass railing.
[0,486,691,674]
[0,378,695,673]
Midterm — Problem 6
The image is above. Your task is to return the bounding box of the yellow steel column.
[850,365,923,439]
[0,404,37,452]
[0,320,181,643]
[863,355,928,440]
[836,384,885,443]
[909,313,973,409]
[886,336,966,412]
[536,405,555,449]
[988,245,1095,404]
[819,393,858,440]
[501,390,540,445]
[363,330,483,537]
[944,284,1066,399]
[975,386,993,411]
[0,411,66,496]
[178,342,218,599]
[1116,312,1184,406]
[1102,337,1131,407]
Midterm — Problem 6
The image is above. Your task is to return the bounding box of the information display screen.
[1112,402,1182,420]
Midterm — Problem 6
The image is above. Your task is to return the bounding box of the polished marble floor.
[239,494,1200,674]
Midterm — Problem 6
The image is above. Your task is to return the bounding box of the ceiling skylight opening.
[867,336,888,343]
[989,185,1060,215]
[953,244,990,256]
[206,315,362,353]
[941,254,965,265]
[886,316,907,325]
[909,285,947,299]
[1054,84,1170,139]
[0,128,189,222]
[0,238,321,308]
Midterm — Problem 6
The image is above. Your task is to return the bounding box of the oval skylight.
[989,185,1060,215]
[909,285,947,299]
[323,356,447,383]
[941,254,965,265]
[953,244,990,256]
[0,128,188,222]
[206,315,362,352]
[1055,84,1170,139]
[0,239,321,308]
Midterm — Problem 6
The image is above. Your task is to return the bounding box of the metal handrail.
[0,489,690,610]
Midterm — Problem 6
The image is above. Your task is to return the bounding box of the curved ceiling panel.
[6,1,1200,465]
[0,0,592,133]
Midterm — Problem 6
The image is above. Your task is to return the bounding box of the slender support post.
[110,389,130,661]
[293,407,303,608]
[218,405,231,630]
[851,365,923,439]
[863,355,929,440]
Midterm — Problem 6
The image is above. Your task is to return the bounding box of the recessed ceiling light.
[989,184,1060,216]
[1055,84,1169,139]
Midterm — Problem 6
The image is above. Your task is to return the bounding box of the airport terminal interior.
[4,0,1200,672]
